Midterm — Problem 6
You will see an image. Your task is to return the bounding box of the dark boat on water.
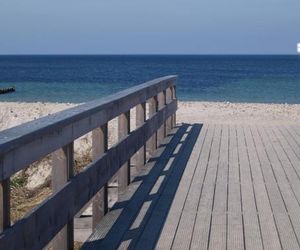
[0,86,15,94]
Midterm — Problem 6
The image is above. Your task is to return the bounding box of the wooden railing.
[0,76,177,249]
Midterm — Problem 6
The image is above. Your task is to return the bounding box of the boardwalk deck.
[82,123,300,250]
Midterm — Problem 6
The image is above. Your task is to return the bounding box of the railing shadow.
[83,123,203,250]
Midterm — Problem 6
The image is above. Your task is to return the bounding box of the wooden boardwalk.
[83,123,300,250]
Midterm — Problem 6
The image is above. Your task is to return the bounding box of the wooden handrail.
[0,75,176,180]
[0,76,177,249]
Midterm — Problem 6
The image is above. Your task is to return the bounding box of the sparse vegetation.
[10,154,92,250]
[10,172,27,189]
[10,181,52,223]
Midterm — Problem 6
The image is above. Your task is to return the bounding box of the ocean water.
[0,55,299,104]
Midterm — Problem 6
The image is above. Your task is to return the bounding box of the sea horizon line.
[0,53,298,57]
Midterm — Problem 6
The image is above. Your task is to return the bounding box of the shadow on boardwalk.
[83,123,202,250]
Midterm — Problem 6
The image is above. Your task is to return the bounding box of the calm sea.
[0,55,299,104]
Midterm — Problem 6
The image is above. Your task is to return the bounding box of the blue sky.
[0,0,299,54]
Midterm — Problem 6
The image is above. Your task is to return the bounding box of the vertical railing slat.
[52,142,74,250]
[118,111,130,194]
[166,87,172,134]
[163,90,167,137]
[0,176,10,233]
[92,123,108,230]
[135,102,146,171]
[171,85,177,128]
[148,97,158,157]
[157,91,166,146]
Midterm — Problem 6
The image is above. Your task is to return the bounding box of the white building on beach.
[298,43,300,54]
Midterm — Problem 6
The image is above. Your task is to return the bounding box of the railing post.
[166,87,172,134]
[0,176,10,233]
[135,102,146,171]
[171,85,177,128]
[52,143,74,250]
[118,111,130,193]
[92,123,108,231]
[148,97,158,157]
[157,91,166,146]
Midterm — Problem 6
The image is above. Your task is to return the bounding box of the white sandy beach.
[1,101,299,190]
[1,101,299,131]
[177,101,300,125]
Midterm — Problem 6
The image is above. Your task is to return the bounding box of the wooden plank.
[236,125,263,250]
[0,99,176,250]
[262,126,300,241]
[286,125,300,146]
[82,141,170,247]
[243,126,281,250]
[118,111,130,194]
[92,124,108,230]
[276,126,300,189]
[280,126,300,158]
[86,139,171,245]
[190,124,222,250]
[52,142,74,250]
[83,124,191,249]
[209,124,229,250]
[227,124,244,250]
[156,124,210,249]
[292,125,300,136]
[135,102,146,171]
[270,126,300,203]
[0,76,177,181]
[166,124,213,250]
[0,178,10,232]
[281,126,300,152]
[133,124,203,250]
[251,126,300,249]
[157,91,166,146]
